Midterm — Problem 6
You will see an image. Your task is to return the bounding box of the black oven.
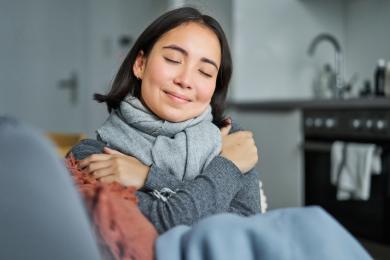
[303,108,390,245]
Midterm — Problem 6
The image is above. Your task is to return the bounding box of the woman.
[70,7,261,234]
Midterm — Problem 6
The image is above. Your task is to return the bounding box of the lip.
[164,90,192,103]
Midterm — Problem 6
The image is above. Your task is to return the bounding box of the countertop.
[228,97,390,111]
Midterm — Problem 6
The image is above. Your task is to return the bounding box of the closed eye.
[199,70,212,78]
[164,57,181,64]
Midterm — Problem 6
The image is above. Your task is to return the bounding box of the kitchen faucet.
[308,33,344,98]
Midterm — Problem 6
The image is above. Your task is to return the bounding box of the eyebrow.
[162,44,219,70]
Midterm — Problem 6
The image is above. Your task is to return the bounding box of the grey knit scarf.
[96,96,221,181]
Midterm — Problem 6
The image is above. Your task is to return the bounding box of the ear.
[133,50,146,80]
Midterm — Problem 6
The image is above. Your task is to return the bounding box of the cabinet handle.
[303,141,331,152]
[58,71,78,104]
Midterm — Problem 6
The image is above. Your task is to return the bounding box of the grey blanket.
[156,207,372,260]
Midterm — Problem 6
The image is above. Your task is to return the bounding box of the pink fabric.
[66,155,158,260]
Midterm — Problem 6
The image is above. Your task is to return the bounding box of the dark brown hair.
[94,7,232,127]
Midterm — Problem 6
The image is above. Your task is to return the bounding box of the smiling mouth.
[164,90,192,103]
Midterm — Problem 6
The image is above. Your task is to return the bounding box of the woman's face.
[133,22,221,122]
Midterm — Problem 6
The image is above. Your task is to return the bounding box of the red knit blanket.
[65,155,158,260]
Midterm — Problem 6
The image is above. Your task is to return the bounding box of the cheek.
[196,81,217,103]
[145,58,173,87]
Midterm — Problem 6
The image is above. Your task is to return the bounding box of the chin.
[157,105,206,123]
[160,111,193,123]
[164,115,189,123]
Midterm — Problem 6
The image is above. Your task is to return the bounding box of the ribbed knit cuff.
[143,165,170,190]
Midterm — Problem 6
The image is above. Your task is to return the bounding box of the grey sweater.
[69,124,261,234]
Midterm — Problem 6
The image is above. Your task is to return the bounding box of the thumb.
[104,147,123,155]
[220,123,232,137]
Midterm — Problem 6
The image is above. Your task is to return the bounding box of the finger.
[78,154,112,168]
[220,123,232,136]
[83,160,113,173]
[104,147,124,155]
[92,167,114,179]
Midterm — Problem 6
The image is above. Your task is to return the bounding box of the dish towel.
[331,141,382,200]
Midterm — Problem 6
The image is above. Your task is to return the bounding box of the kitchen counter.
[228,97,390,111]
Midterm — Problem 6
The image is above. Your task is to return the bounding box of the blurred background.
[1,0,390,257]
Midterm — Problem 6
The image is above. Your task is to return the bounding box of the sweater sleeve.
[137,156,244,233]
[141,158,261,233]
[228,167,261,216]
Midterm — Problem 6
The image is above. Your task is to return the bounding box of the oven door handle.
[303,141,332,152]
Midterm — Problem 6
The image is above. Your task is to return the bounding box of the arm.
[226,120,262,215]
[143,119,255,191]
[228,167,261,215]
[139,121,261,232]
[69,119,260,233]
[137,155,244,233]
[143,157,262,223]
[143,120,262,217]
[69,141,246,233]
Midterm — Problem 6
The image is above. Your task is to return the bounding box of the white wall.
[0,1,48,121]
[0,0,89,132]
[232,0,345,101]
[184,0,233,43]
[345,0,390,94]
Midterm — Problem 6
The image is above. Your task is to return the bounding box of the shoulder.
[67,139,106,160]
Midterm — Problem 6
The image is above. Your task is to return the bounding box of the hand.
[78,147,150,189]
[219,123,259,174]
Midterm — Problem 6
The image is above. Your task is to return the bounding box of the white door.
[0,0,87,133]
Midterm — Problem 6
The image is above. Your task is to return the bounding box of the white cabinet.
[230,109,304,210]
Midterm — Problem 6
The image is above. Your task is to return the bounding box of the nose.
[173,67,192,89]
